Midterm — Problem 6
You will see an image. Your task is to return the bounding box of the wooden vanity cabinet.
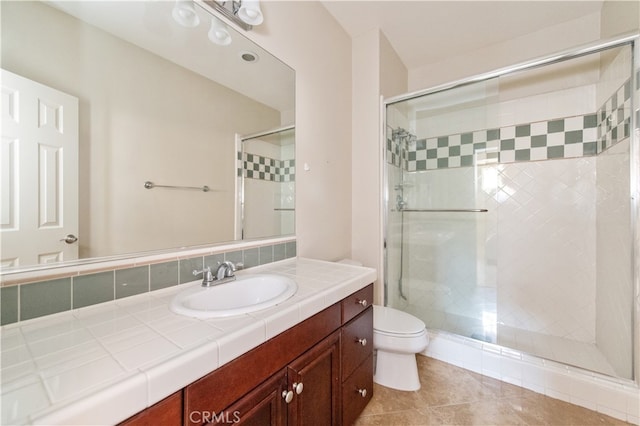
[214,330,341,426]
[120,391,183,426]
[119,284,373,426]
[340,286,374,426]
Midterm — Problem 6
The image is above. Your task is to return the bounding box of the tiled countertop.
[1,258,377,425]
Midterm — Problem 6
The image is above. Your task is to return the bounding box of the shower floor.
[496,324,617,376]
[400,302,618,378]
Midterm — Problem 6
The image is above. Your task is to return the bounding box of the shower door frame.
[382,32,640,384]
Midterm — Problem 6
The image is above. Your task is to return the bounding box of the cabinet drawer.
[342,353,373,426]
[341,307,373,381]
[342,284,373,323]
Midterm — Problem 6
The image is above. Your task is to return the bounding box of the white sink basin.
[169,274,298,319]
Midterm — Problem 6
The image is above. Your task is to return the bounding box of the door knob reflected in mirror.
[60,234,78,244]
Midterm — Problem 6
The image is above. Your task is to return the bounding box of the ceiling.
[322,1,605,70]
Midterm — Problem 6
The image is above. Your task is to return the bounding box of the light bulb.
[172,0,200,28]
[208,17,232,46]
[238,0,263,25]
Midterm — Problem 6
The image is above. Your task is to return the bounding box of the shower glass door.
[385,78,500,343]
[385,42,636,380]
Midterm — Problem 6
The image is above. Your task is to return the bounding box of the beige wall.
[352,28,382,279]
[244,2,353,261]
[1,1,280,259]
[601,0,640,38]
[350,29,407,301]
[408,12,602,91]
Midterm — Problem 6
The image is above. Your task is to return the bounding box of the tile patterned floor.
[355,355,631,425]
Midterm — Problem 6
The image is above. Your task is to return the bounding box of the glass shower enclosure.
[384,37,638,381]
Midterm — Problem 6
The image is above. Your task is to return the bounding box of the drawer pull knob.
[293,382,304,395]
[358,388,367,398]
[357,338,367,346]
[282,390,294,403]
[357,299,368,307]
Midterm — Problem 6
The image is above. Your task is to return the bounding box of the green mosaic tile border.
[387,77,634,172]
[403,113,599,171]
[597,78,633,152]
[1,241,297,326]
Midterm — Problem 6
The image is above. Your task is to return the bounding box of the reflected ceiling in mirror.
[0,1,295,274]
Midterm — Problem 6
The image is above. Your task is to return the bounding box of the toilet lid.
[373,305,426,335]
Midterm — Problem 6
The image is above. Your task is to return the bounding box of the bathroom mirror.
[0,0,295,273]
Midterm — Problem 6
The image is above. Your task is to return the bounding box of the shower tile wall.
[495,158,597,342]
[593,47,636,379]
[595,139,632,378]
[388,53,636,359]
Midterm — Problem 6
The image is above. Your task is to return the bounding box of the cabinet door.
[286,331,341,426]
[212,371,287,426]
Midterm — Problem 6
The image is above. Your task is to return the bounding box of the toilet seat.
[373,305,426,335]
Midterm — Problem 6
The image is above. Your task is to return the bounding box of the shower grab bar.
[144,181,210,192]
[395,208,488,213]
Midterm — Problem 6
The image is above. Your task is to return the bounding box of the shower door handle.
[396,208,488,213]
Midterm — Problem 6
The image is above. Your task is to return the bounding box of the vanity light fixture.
[172,0,201,28]
[208,16,232,46]
[201,0,263,31]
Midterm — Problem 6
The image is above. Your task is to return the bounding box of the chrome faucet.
[192,266,215,286]
[193,261,243,287]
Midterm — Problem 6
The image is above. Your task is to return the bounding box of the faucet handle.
[193,267,215,286]
[193,267,214,280]
[192,266,211,276]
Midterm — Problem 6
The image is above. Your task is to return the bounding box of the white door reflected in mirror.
[1,69,79,268]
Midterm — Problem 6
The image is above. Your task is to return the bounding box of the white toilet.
[373,305,429,391]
